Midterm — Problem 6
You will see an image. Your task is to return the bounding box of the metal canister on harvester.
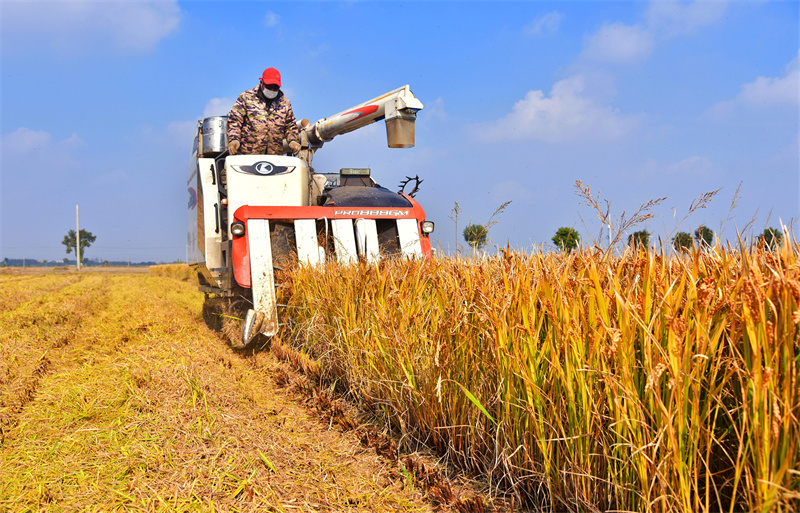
[201,116,228,157]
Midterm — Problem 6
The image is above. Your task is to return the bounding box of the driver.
[227,67,301,156]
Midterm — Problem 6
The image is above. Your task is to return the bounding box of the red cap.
[260,67,281,86]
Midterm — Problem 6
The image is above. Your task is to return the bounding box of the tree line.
[462,223,786,253]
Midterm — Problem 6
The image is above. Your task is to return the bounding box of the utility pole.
[76,205,81,271]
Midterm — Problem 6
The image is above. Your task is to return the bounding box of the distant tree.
[552,227,580,253]
[759,227,783,249]
[62,229,97,262]
[694,225,714,249]
[672,231,693,251]
[628,230,650,250]
[463,224,488,250]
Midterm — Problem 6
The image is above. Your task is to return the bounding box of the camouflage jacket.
[227,86,299,155]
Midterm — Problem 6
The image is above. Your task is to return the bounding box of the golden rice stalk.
[282,240,799,512]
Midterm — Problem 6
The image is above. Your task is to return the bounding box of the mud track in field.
[0,270,506,512]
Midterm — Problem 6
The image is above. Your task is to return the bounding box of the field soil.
[0,268,494,512]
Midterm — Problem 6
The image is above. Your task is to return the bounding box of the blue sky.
[1,0,797,262]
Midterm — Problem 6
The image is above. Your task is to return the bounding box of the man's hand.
[289,141,301,154]
[228,140,241,154]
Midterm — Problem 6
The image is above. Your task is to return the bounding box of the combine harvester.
[187,86,434,346]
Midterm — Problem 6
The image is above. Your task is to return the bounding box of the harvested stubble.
[284,243,800,512]
[0,270,437,512]
[149,263,195,282]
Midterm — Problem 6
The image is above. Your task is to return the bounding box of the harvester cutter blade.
[247,219,280,338]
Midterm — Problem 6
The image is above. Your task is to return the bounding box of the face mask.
[262,87,278,99]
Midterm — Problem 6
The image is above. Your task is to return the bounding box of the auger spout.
[296,85,423,166]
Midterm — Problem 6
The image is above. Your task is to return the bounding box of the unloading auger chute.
[295,85,423,166]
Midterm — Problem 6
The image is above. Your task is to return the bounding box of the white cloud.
[580,1,727,65]
[667,155,717,177]
[203,98,235,118]
[582,23,654,64]
[738,71,799,107]
[492,181,531,202]
[646,0,729,38]
[281,87,298,102]
[709,53,800,116]
[161,99,234,150]
[638,158,660,177]
[635,155,718,179]
[93,168,130,188]
[472,76,640,144]
[2,1,181,56]
[738,53,799,107]
[423,97,448,123]
[1,129,86,259]
[2,128,84,157]
[167,121,198,148]
[265,11,280,27]
[768,135,799,170]
[1,128,85,194]
[525,12,562,37]
[3,128,52,155]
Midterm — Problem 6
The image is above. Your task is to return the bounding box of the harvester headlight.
[421,221,435,234]
[231,222,246,236]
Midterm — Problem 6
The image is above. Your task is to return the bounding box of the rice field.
[3,239,798,512]
[0,267,472,512]
[282,242,800,512]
